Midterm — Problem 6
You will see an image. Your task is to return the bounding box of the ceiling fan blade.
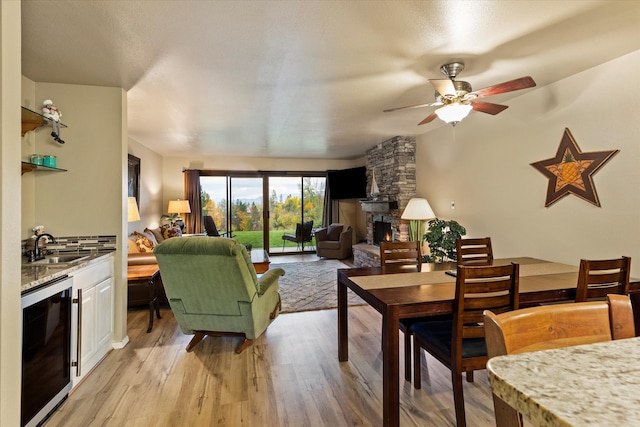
[383,101,441,113]
[429,79,456,96]
[472,76,536,98]
[471,101,509,115]
[418,112,438,125]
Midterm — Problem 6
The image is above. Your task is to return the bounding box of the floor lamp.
[401,198,435,242]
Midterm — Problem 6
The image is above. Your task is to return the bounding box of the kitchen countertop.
[487,336,640,426]
[21,251,116,293]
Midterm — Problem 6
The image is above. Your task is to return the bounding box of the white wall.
[20,80,129,345]
[1,2,25,424]
[21,76,37,239]
[128,137,163,233]
[416,50,640,276]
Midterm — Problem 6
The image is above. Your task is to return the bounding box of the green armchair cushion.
[154,237,284,340]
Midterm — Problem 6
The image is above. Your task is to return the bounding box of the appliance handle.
[74,288,82,377]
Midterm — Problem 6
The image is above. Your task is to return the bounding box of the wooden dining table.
[336,257,640,427]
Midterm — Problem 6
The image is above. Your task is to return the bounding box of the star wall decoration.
[530,128,618,207]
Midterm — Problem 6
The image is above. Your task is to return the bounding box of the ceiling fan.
[384,62,536,126]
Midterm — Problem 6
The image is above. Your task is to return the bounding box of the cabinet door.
[96,277,114,350]
[80,285,97,366]
[70,256,114,388]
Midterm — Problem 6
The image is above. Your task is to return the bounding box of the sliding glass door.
[200,176,230,236]
[269,177,325,253]
[229,177,264,250]
[200,172,325,255]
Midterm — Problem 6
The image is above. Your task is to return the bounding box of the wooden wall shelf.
[21,106,67,136]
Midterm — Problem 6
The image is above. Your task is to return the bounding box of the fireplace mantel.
[360,200,398,213]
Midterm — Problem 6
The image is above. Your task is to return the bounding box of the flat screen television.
[327,166,367,200]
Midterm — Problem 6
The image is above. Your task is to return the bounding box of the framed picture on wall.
[128,154,140,204]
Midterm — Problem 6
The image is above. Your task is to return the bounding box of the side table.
[251,250,271,274]
[127,264,162,332]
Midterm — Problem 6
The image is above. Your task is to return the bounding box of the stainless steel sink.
[26,255,89,265]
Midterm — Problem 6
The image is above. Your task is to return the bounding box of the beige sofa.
[127,226,181,305]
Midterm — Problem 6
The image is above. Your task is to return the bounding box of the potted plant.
[422,218,466,263]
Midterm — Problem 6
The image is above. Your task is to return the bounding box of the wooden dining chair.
[379,241,424,381]
[575,256,631,302]
[411,263,520,427]
[484,294,635,427]
[380,240,422,273]
[456,237,493,265]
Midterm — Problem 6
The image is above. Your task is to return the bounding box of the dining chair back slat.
[456,237,493,266]
[575,256,631,302]
[380,241,422,273]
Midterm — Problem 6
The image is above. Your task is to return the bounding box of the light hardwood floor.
[43,301,512,427]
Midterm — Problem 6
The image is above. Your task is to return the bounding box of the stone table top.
[487,336,640,426]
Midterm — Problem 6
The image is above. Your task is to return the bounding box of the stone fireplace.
[353,135,416,267]
[362,135,416,245]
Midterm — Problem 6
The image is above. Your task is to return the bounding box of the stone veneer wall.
[364,135,416,244]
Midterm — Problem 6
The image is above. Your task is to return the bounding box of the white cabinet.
[70,256,114,388]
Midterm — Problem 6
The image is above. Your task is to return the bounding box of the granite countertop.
[21,252,115,293]
[487,336,640,427]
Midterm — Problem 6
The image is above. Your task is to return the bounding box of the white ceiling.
[21,1,640,160]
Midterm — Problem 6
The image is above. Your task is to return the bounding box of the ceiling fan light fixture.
[435,103,472,126]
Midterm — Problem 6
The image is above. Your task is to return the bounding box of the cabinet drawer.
[71,259,114,288]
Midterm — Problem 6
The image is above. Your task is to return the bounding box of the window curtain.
[184,170,203,234]
[322,171,332,227]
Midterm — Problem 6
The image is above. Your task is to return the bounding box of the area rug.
[270,260,366,313]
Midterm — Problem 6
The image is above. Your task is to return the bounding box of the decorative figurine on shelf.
[370,169,380,200]
[42,100,62,121]
[32,225,45,237]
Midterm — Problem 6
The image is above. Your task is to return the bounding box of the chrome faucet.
[27,233,56,262]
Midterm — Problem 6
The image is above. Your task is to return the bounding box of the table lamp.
[401,198,435,242]
[127,197,141,222]
[167,199,191,230]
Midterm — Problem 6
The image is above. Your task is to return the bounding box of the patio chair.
[281,220,314,251]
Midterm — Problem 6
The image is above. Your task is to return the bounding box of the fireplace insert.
[374,220,393,245]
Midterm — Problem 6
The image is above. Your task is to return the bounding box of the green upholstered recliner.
[154,236,284,353]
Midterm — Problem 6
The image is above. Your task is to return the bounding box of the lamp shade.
[401,198,436,220]
[167,199,191,214]
[435,102,472,125]
[127,197,141,222]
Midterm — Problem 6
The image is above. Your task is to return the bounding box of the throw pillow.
[140,230,159,246]
[127,236,140,253]
[326,224,343,241]
[162,226,182,240]
[133,232,154,253]
[145,227,165,243]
